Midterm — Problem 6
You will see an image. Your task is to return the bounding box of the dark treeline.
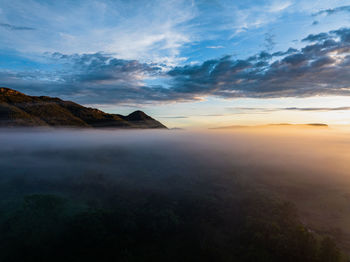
[0,130,347,261]
[0,170,345,261]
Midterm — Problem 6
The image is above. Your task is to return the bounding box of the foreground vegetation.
[0,171,346,262]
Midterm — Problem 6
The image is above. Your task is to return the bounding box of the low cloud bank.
[1,128,350,251]
[1,128,349,188]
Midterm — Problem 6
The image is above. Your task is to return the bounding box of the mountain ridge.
[0,87,167,129]
[211,123,328,130]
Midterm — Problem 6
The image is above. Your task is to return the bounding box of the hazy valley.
[0,127,349,261]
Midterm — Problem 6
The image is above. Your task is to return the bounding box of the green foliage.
[318,237,342,262]
[0,192,347,262]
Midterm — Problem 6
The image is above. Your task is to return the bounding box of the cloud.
[159,116,188,119]
[197,114,226,117]
[268,1,292,13]
[206,46,224,49]
[264,33,276,51]
[313,5,350,16]
[226,107,350,114]
[165,27,350,100]
[0,23,35,31]
[302,32,330,42]
[3,27,350,105]
[0,0,195,65]
[284,107,350,111]
[0,52,169,104]
[0,0,312,69]
[50,52,161,83]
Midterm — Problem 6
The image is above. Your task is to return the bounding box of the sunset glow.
[2,1,350,260]
[1,0,350,128]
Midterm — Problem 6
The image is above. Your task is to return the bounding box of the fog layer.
[1,128,350,251]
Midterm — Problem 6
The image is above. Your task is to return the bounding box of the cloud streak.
[226,107,350,114]
[284,107,350,111]
[0,22,35,31]
[313,5,350,16]
[206,46,224,49]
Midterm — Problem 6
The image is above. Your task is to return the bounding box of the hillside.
[0,87,166,129]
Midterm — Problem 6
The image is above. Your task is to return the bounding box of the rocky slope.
[0,87,166,128]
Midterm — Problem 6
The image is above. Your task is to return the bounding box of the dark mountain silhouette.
[0,87,166,128]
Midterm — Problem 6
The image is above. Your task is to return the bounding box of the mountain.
[0,87,166,129]
[211,123,328,129]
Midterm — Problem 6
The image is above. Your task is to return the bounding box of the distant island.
[0,87,167,129]
[211,123,328,130]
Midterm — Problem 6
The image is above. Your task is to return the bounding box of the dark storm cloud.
[3,27,350,104]
[0,22,35,31]
[313,5,350,16]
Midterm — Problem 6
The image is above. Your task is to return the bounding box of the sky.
[1,0,350,128]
